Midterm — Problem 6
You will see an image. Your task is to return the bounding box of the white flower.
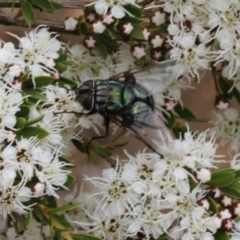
[63,44,115,81]
[43,85,80,113]
[84,161,140,216]
[210,108,240,153]
[122,150,159,195]
[0,145,17,190]
[171,207,218,240]
[126,202,174,239]
[14,137,48,181]
[8,26,62,85]
[64,17,78,31]
[169,39,211,80]
[0,181,32,219]
[35,151,71,198]
[75,207,127,240]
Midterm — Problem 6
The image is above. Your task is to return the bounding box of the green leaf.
[112,141,129,147]
[15,117,26,130]
[58,77,78,88]
[121,16,143,24]
[79,22,88,35]
[49,202,80,213]
[55,53,68,63]
[23,210,32,229]
[19,0,35,27]
[95,38,108,59]
[213,230,230,240]
[23,76,54,88]
[71,233,102,240]
[235,170,240,178]
[220,183,240,199]
[99,33,118,48]
[33,205,44,221]
[52,213,72,229]
[124,4,142,17]
[55,63,67,73]
[151,26,168,33]
[58,156,75,168]
[207,169,235,187]
[33,0,54,12]
[130,25,144,39]
[111,129,126,143]
[207,196,219,214]
[25,114,44,127]
[174,104,195,119]
[49,1,62,10]
[162,111,176,128]
[156,233,168,240]
[219,77,233,99]
[72,139,86,153]
[16,105,30,118]
[172,124,188,139]
[17,126,49,139]
[233,87,240,104]
[64,174,75,188]
[88,149,97,163]
[92,145,112,158]
[23,89,47,101]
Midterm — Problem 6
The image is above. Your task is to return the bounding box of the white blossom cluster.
[0,26,79,220]
[64,130,226,240]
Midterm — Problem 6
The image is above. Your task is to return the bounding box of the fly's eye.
[80,94,94,111]
[84,80,94,88]
[76,80,95,111]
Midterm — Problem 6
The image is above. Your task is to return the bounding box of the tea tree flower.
[8,26,62,85]
[35,151,71,198]
[210,108,240,153]
[85,162,140,216]
[0,181,32,219]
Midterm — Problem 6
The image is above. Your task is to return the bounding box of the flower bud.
[102,13,115,25]
[208,187,221,199]
[197,198,210,210]
[122,22,134,35]
[131,44,146,59]
[215,95,229,110]
[150,9,165,26]
[149,34,164,48]
[83,36,96,49]
[64,16,78,31]
[219,195,232,207]
[93,20,106,34]
[195,168,211,183]
[221,218,233,231]
[230,202,240,218]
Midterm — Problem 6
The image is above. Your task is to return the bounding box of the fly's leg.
[122,114,134,127]
[86,115,110,150]
[124,72,136,84]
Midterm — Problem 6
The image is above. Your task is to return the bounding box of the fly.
[75,60,179,153]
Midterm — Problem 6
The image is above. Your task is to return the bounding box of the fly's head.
[76,80,95,112]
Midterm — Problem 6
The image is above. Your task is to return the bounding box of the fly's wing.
[113,59,181,95]
[110,60,179,154]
